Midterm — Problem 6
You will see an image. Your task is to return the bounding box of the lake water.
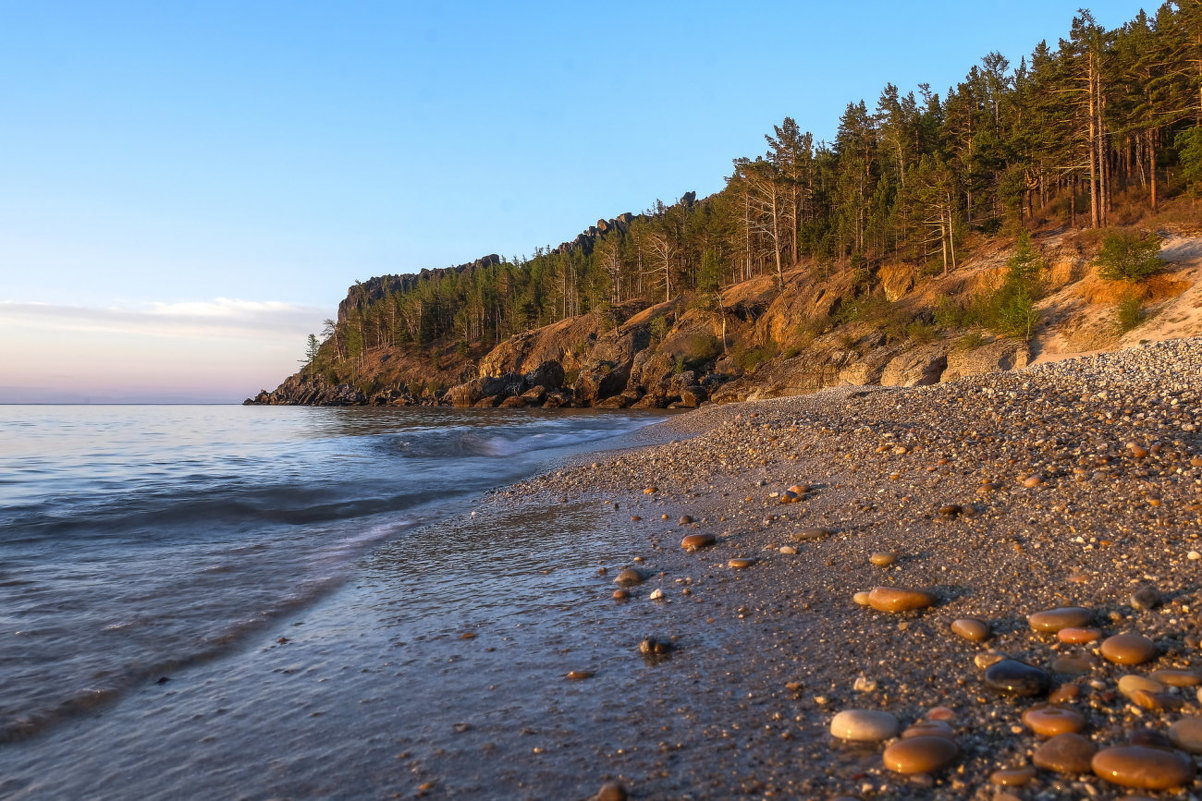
[0,405,660,751]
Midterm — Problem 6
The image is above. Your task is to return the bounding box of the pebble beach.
[496,336,1202,799]
[5,338,1202,801]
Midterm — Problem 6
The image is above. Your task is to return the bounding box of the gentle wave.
[0,405,661,742]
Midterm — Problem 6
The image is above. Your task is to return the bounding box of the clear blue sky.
[0,0,1146,402]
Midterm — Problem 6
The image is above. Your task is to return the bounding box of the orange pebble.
[925,706,956,722]
[1057,627,1102,644]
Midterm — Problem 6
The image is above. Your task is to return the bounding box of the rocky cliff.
[247,230,1202,409]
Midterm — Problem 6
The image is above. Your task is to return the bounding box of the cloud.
[0,298,327,340]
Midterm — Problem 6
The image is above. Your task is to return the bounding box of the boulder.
[941,340,1031,383]
[445,374,526,407]
[519,385,548,404]
[574,363,630,403]
[523,361,564,391]
[710,356,840,402]
[676,385,708,408]
[880,346,948,387]
[498,395,530,408]
[631,393,667,409]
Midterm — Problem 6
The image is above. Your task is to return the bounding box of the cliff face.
[247,231,1202,409]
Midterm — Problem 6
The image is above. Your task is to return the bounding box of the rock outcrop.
[247,232,1202,409]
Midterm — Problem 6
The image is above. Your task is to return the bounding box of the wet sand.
[4,338,1202,800]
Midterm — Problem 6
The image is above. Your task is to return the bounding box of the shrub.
[992,281,1039,339]
[1115,295,1144,333]
[934,296,972,329]
[677,332,721,370]
[905,321,937,344]
[729,343,777,373]
[1006,232,1046,283]
[1095,230,1162,282]
[649,314,672,340]
[953,331,987,351]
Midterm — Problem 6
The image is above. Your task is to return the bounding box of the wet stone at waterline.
[680,533,715,551]
[613,568,644,587]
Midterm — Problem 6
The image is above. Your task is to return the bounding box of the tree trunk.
[1148,128,1159,212]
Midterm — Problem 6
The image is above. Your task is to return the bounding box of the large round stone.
[1091,745,1195,789]
[984,659,1051,697]
[901,720,954,739]
[614,568,644,587]
[950,618,990,643]
[1100,633,1158,665]
[882,735,959,774]
[866,586,936,612]
[1117,674,1165,702]
[989,766,1035,786]
[1151,669,1202,687]
[1028,607,1092,632]
[829,709,899,742]
[1169,717,1202,754]
[680,533,716,551]
[1056,627,1101,644]
[1033,732,1096,775]
[1022,705,1086,737]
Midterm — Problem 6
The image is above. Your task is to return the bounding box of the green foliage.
[934,296,979,329]
[302,333,320,365]
[697,248,723,296]
[953,331,987,351]
[991,281,1039,339]
[1176,126,1202,196]
[677,333,722,370]
[728,342,777,373]
[833,294,931,344]
[1094,230,1162,282]
[1114,295,1145,333]
[794,314,826,346]
[649,314,672,340]
[833,294,893,325]
[904,320,938,344]
[1006,233,1046,283]
[986,236,1045,338]
[308,2,1197,384]
[933,238,1044,340]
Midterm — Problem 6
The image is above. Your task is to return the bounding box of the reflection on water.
[1,498,664,801]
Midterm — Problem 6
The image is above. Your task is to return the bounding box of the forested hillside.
[253,3,1202,407]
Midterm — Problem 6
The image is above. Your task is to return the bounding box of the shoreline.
[485,336,1202,798]
[5,338,1202,800]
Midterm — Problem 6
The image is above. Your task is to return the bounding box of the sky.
[0,0,1148,403]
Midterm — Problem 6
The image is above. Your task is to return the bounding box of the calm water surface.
[0,405,659,744]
